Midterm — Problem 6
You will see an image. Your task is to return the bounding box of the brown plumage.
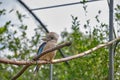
[34,32,59,73]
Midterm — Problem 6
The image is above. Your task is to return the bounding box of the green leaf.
[20,25,27,30]
[16,10,22,22]
[116,13,120,20]
[0,26,7,34]
[0,21,11,34]
[0,9,6,16]
[14,38,20,45]
[0,45,5,50]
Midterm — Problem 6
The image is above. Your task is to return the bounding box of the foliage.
[115,4,120,34]
[55,15,109,80]
[114,4,120,80]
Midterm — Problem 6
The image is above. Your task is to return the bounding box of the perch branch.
[0,37,120,66]
[11,41,71,80]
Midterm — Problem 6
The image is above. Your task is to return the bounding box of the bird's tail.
[34,65,41,74]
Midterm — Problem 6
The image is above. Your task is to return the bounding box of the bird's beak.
[42,36,47,41]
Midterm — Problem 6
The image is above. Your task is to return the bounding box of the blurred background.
[0,0,120,80]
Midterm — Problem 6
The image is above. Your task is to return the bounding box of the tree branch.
[11,41,71,80]
[1,37,120,66]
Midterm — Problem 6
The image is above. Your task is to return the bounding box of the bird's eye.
[51,37,54,39]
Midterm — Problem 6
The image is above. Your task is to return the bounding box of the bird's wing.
[37,42,46,56]
[34,42,46,73]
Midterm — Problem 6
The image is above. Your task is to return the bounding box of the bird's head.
[42,32,59,42]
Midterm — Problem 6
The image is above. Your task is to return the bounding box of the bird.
[34,32,59,73]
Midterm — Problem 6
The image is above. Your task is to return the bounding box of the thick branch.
[1,37,120,66]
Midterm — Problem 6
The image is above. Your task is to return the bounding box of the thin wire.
[31,0,102,11]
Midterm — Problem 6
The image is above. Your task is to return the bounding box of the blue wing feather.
[34,42,46,73]
[37,42,46,56]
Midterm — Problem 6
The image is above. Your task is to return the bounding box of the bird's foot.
[41,59,52,63]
